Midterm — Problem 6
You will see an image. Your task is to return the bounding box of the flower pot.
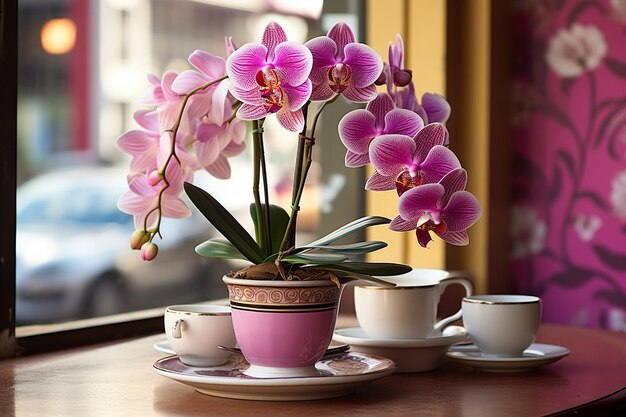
[222,275,343,378]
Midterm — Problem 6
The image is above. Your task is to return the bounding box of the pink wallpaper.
[511,0,626,331]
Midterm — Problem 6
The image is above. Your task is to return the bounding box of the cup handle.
[172,319,184,339]
[433,273,473,332]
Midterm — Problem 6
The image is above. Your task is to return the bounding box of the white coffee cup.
[354,269,473,339]
[462,294,541,357]
[164,304,237,367]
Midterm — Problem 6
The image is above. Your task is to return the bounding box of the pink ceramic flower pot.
[222,276,342,378]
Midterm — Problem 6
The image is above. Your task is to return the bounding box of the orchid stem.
[145,75,227,240]
[258,119,272,254]
[279,98,336,254]
[252,119,271,256]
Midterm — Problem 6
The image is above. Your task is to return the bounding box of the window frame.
[1,0,19,358]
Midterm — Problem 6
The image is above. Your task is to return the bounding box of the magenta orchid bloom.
[305,22,383,102]
[117,24,481,261]
[389,168,481,248]
[366,123,461,195]
[226,22,312,132]
[339,93,424,167]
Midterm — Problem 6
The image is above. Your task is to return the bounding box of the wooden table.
[1,324,625,416]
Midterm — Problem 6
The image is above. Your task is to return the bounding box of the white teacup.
[354,269,473,339]
[164,304,236,367]
[462,294,541,357]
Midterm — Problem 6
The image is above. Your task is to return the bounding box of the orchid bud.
[141,242,159,261]
[130,229,150,250]
[374,67,387,86]
[393,69,412,87]
[148,170,163,186]
[225,36,237,56]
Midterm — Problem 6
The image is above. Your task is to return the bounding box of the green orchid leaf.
[282,252,349,264]
[184,182,264,264]
[308,216,391,246]
[310,261,412,276]
[328,270,397,286]
[299,241,387,255]
[249,203,290,254]
[195,238,249,261]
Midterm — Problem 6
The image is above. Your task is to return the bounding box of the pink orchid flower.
[226,21,312,132]
[366,123,461,195]
[116,109,161,173]
[338,92,423,167]
[118,150,192,231]
[172,49,246,179]
[192,115,246,179]
[389,168,481,248]
[305,22,383,102]
[137,73,166,105]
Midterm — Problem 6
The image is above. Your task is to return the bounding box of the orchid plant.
[117,22,481,283]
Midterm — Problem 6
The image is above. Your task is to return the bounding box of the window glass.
[16,0,363,325]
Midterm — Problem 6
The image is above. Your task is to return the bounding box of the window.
[2,0,369,355]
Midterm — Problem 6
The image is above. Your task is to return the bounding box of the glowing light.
[41,18,77,55]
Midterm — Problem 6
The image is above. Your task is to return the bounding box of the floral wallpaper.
[511,0,626,331]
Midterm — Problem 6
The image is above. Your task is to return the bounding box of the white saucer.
[153,340,175,355]
[446,343,570,372]
[332,326,468,373]
[153,352,395,401]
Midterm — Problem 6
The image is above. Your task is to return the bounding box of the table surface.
[1,323,625,417]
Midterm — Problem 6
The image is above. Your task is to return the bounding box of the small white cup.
[462,294,541,357]
[354,269,473,339]
[164,304,237,367]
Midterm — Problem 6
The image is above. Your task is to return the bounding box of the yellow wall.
[365,0,446,269]
[365,0,491,293]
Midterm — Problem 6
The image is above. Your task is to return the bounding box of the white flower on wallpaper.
[610,170,626,219]
[572,214,602,242]
[608,308,626,332]
[545,23,607,77]
[611,0,626,23]
[510,205,547,259]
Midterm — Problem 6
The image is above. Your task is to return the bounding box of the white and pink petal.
[226,44,268,90]
[273,42,313,87]
[283,79,312,111]
[327,22,355,60]
[343,43,383,87]
[304,36,338,84]
[342,83,377,103]
[276,107,305,132]
[398,183,445,220]
[419,146,461,184]
[383,108,424,137]
[345,150,370,167]
[188,49,226,79]
[338,109,378,153]
[369,134,416,177]
[441,190,481,232]
[365,171,396,191]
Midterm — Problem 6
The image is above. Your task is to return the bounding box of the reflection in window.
[16,0,362,325]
